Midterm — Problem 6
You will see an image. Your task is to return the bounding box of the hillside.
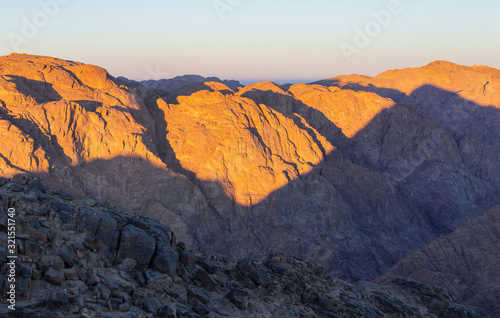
[0,174,478,317]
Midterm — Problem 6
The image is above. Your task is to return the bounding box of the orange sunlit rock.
[0,54,163,175]
[164,87,326,206]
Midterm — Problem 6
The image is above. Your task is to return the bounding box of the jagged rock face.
[1,54,500,292]
[164,85,330,206]
[0,174,480,317]
[378,206,500,318]
[316,60,500,150]
[0,53,162,170]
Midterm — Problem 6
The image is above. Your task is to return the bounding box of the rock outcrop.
[1,54,500,312]
[0,174,479,317]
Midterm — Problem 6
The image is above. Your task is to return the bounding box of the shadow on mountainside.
[406,84,500,150]
[4,75,63,103]
[311,78,406,102]
[164,82,235,106]
[0,107,72,168]
[3,83,500,298]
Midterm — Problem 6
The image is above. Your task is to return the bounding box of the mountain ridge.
[1,53,500,316]
[117,74,243,92]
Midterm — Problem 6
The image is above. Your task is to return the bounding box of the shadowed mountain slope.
[0,174,480,317]
[377,206,500,317]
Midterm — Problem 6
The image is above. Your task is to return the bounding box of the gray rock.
[62,268,79,281]
[45,268,65,285]
[200,259,218,274]
[150,241,178,276]
[227,289,249,310]
[59,247,75,267]
[58,189,74,200]
[25,240,42,256]
[120,258,138,272]
[159,304,177,318]
[116,225,156,268]
[9,183,24,192]
[28,178,49,193]
[144,297,160,313]
[95,215,118,249]
[118,303,130,312]
[236,259,269,287]
[179,250,196,268]
[195,269,217,291]
[12,173,35,185]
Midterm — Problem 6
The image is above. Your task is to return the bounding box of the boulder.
[150,241,178,276]
[236,259,269,287]
[116,225,156,268]
[45,268,65,285]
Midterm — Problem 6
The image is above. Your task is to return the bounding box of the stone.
[95,215,118,249]
[318,297,336,312]
[62,268,80,281]
[0,247,7,265]
[25,240,42,257]
[187,288,209,305]
[28,178,49,193]
[45,268,65,285]
[58,189,74,200]
[9,183,24,192]
[195,269,218,291]
[179,250,196,268]
[269,262,290,275]
[144,297,159,313]
[159,304,177,318]
[150,241,178,276]
[236,259,269,287]
[119,258,137,272]
[103,273,137,293]
[116,225,156,268]
[190,299,210,316]
[25,228,49,244]
[20,265,33,278]
[12,173,35,185]
[118,303,130,312]
[87,273,101,286]
[200,259,218,274]
[59,247,75,267]
[227,289,249,310]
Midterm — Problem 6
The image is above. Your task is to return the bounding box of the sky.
[0,0,499,84]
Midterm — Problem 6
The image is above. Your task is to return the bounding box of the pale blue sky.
[1,1,499,84]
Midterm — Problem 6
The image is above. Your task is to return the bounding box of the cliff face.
[1,54,500,300]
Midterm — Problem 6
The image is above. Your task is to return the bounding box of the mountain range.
[0,53,499,317]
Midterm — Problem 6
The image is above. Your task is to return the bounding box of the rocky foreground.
[0,174,478,317]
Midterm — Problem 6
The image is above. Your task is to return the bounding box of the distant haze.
[1,0,499,82]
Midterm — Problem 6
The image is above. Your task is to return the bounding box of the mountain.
[377,206,500,317]
[118,74,243,92]
[0,174,478,317]
[1,53,500,315]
